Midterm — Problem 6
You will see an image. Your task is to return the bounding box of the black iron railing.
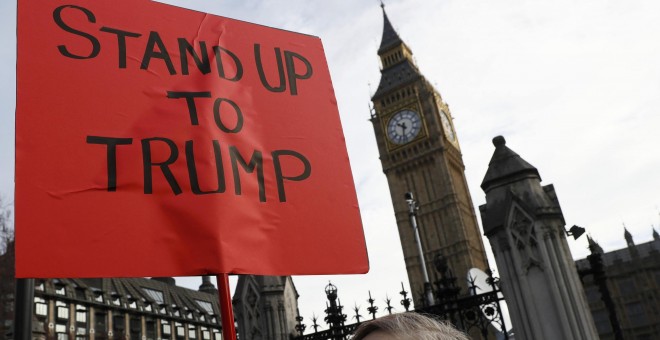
[293,268,508,340]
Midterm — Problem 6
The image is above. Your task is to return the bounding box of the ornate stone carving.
[508,206,542,272]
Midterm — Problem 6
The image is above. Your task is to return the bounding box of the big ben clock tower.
[370,4,488,303]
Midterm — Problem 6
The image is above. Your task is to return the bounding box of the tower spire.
[378,3,404,54]
[587,235,604,254]
[372,4,420,99]
[624,226,634,247]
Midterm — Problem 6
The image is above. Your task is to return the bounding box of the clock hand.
[397,122,408,134]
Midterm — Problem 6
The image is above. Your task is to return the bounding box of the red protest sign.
[16,0,368,278]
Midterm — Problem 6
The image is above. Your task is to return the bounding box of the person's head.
[351,313,469,340]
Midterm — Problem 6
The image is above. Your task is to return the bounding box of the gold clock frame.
[381,101,429,152]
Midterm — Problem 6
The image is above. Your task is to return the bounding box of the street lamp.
[566,225,586,240]
[405,192,434,306]
[323,282,345,340]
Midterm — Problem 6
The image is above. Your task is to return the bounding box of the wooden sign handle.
[216,273,237,340]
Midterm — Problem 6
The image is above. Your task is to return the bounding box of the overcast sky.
[4,0,660,333]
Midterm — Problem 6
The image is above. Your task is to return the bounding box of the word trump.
[86,136,311,202]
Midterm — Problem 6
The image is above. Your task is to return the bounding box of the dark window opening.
[130,316,142,339]
[95,312,107,339]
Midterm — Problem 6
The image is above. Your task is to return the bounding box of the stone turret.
[233,275,299,340]
[199,275,218,295]
[479,136,599,340]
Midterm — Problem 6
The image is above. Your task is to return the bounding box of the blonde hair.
[352,313,469,340]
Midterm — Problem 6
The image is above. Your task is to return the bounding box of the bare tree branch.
[0,195,13,255]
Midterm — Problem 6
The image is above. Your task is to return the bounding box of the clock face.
[387,109,422,145]
[439,110,456,142]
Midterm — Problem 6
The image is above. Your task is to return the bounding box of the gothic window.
[75,326,86,340]
[188,325,198,339]
[450,165,469,204]
[75,305,87,323]
[55,323,69,340]
[618,278,636,296]
[35,297,48,317]
[113,313,125,338]
[56,301,69,320]
[201,327,211,340]
[592,309,611,334]
[75,305,88,340]
[162,321,172,340]
[129,316,142,339]
[508,206,541,270]
[636,335,655,340]
[146,319,156,340]
[625,302,648,327]
[175,322,185,340]
[94,311,107,335]
[585,286,600,303]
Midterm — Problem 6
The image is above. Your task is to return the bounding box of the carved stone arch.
[505,200,542,273]
[241,276,263,340]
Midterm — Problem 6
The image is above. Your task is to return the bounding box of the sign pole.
[216,274,237,340]
[14,278,35,340]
